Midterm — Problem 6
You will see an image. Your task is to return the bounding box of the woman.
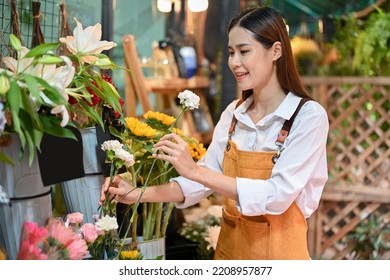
[101,6,328,260]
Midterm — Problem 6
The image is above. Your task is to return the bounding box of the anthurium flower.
[59,18,117,64]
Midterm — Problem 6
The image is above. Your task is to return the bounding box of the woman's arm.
[100,176,185,205]
[153,133,238,201]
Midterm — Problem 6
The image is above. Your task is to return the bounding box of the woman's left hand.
[153,133,198,180]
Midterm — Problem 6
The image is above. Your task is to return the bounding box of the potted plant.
[0,18,126,259]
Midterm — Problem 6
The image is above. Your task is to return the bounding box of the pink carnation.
[67,212,84,224]
[81,223,98,243]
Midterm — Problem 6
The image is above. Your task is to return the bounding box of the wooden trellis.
[302,77,390,259]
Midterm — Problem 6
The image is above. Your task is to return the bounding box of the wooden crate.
[302,77,390,259]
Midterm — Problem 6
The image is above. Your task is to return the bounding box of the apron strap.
[228,98,245,138]
[275,98,310,146]
[226,97,310,157]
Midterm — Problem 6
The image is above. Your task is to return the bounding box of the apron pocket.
[214,209,238,260]
[215,209,271,260]
[239,216,270,259]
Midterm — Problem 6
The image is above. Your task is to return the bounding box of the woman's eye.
[241,50,249,55]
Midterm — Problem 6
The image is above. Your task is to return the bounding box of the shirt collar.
[234,92,302,122]
[273,92,302,120]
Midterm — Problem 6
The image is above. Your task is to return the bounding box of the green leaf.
[78,99,104,129]
[24,74,44,104]
[10,34,22,51]
[36,56,64,65]
[6,80,25,146]
[87,77,121,113]
[19,92,43,131]
[108,126,125,141]
[25,42,60,58]
[0,151,15,165]
[35,76,67,105]
[39,115,77,140]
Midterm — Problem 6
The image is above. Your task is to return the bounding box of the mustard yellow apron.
[214,98,310,260]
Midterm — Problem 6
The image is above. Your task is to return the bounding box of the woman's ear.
[272,41,282,61]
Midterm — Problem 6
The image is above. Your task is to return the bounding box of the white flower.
[0,102,6,133]
[178,89,200,110]
[207,205,223,219]
[101,140,123,152]
[204,225,221,251]
[114,149,135,167]
[3,47,34,75]
[95,215,118,231]
[41,56,75,98]
[59,18,117,64]
[51,105,70,127]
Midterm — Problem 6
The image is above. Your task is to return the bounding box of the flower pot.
[0,134,52,260]
[121,236,166,260]
[60,127,105,223]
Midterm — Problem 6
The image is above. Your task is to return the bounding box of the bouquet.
[100,90,206,255]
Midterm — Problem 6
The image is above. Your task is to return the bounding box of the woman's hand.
[152,133,199,180]
[100,175,138,205]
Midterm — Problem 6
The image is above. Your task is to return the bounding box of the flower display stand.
[122,236,166,260]
[0,134,52,260]
[60,127,104,223]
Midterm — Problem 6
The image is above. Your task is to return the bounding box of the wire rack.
[0,0,60,61]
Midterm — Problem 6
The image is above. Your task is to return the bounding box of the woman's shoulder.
[302,98,328,118]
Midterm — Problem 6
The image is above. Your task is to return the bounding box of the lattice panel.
[314,201,390,260]
[302,77,390,260]
[326,83,390,188]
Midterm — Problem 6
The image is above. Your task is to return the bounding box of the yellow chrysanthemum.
[144,111,176,126]
[172,127,184,135]
[120,250,142,260]
[188,141,207,160]
[125,117,158,138]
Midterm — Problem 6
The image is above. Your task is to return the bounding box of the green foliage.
[321,7,390,76]
[342,214,390,259]
[353,8,390,76]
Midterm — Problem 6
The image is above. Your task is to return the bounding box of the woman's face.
[228,26,277,92]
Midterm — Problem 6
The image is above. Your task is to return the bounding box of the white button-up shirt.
[173,92,329,218]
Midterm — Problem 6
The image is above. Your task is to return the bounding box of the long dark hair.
[228,7,312,100]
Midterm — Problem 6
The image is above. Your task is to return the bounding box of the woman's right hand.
[100,175,138,205]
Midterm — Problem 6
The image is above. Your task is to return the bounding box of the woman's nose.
[230,54,241,68]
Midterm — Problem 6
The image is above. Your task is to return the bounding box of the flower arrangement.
[79,213,119,260]
[0,18,125,165]
[16,211,123,260]
[100,90,206,255]
[178,202,222,260]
